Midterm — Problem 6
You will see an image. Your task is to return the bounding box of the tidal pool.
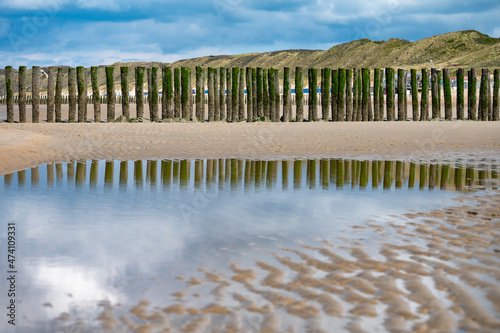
[1,158,499,332]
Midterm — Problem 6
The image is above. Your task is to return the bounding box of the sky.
[0,0,499,68]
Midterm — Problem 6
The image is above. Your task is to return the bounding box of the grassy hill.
[1,30,499,94]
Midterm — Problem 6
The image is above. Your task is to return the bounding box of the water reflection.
[2,158,498,193]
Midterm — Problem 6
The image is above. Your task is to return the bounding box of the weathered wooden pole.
[386,68,395,121]
[349,69,354,121]
[397,68,405,121]
[345,69,353,121]
[55,67,63,122]
[5,66,13,123]
[373,68,380,121]
[147,68,152,107]
[121,66,129,120]
[196,66,204,122]
[337,68,346,121]
[443,68,452,120]
[431,68,439,119]
[268,68,276,121]
[283,67,291,122]
[246,67,253,122]
[151,67,159,122]
[252,68,257,120]
[308,67,318,121]
[214,68,220,121]
[420,69,429,121]
[468,68,477,120]
[356,69,362,121]
[494,69,500,121]
[32,66,40,123]
[226,67,232,122]
[18,66,27,123]
[256,67,264,118]
[173,67,181,118]
[47,67,55,123]
[90,67,100,122]
[456,68,464,120]
[106,66,115,122]
[232,67,239,122]
[488,70,492,120]
[77,66,87,122]
[262,68,268,119]
[295,67,303,121]
[321,68,331,121]
[219,67,226,121]
[181,66,191,120]
[274,68,280,122]
[362,68,370,121]
[68,67,76,123]
[479,68,489,121]
[208,67,215,122]
[378,69,384,120]
[239,67,245,121]
[410,69,418,121]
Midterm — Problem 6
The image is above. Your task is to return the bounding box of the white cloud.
[0,18,9,37]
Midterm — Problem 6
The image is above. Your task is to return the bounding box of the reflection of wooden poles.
[454,163,463,191]
[320,159,329,190]
[395,161,403,188]
[55,164,63,183]
[135,160,143,188]
[408,163,416,188]
[31,166,40,187]
[18,170,26,187]
[161,160,172,187]
[429,164,436,190]
[75,162,85,186]
[293,160,302,190]
[360,161,368,189]
[180,160,190,188]
[119,161,128,187]
[105,161,114,187]
[47,164,54,187]
[336,159,344,188]
[440,164,450,190]
[372,160,379,189]
[90,160,98,187]
[383,161,392,190]
[419,163,427,190]
[195,159,203,189]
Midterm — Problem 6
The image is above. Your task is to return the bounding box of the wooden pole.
[196,66,204,122]
[348,69,353,121]
[68,67,76,123]
[47,67,55,122]
[232,67,239,122]
[378,69,384,120]
[246,67,253,122]
[91,67,100,122]
[431,68,439,119]
[173,67,181,118]
[420,69,429,121]
[443,68,452,120]
[274,68,280,122]
[5,66,13,123]
[321,68,331,121]
[121,66,129,121]
[494,69,499,121]
[479,68,489,121]
[214,68,220,121]
[162,69,174,120]
[457,68,464,120]
[181,66,190,120]
[386,68,395,121]
[239,67,245,121]
[208,67,215,122]
[32,66,40,123]
[468,68,476,120]
[268,68,276,121]
[262,68,268,119]
[257,67,263,118]
[356,69,362,121]
[362,68,370,121]
[151,67,159,121]
[373,68,380,121]
[397,68,405,121]
[77,66,87,122]
[106,66,115,122]
[252,68,257,120]
[219,67,226,121]
[283,66,291,122]
[226,67,232,122]
[308,67,318,121]
[295,67,303,122]
[346,69,353,121]
[18,66,27,123]
[411,69,418,121]
[337,68,346,121]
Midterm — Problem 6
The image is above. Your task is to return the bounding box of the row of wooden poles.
[2,66,500,123]
[4,159,497,192]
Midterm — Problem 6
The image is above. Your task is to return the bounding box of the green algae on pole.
[494,69,499,121]
[431,68,439,119]
[268,68,276,121]
[246,67,253,122]
[32,66,41,123]
[373,68,380,121]
[443,68,452,120]
[68,67,76,123]
[397,68,405,121]
[162,67,173,120]
[91,67,100,122]
[77,66,87,122]
[181,66,191,120]
[362,68,371,121]
[357,69,362,121]
[219,67,226,121]
[457,68,464,120]
[295,67,303,122]
[479,68,489,121]
[262,68,268,119]
[214,68,220,121]
[378,69,384,120]
[136,67,146,118]
[5,66,13,122]
[121,66,129,121]
[196,66,204,122]
[468,68,477,120]
[283,67,291,122]
[251,68,257,120]
[337,68,346,121]
[308,67,318,121]
[273,68,280,122]
[55,68,63,122]
[386,68,395,121]
[173,67,181,118]
[420,69,429,121]
[232,67,239,122]
[208,67,215,122]
[239,67,245,121]
[47,67,55,123]
[106,66,115,122]
[321,68,331,121]
[411,69,418,121]
[256,67,263,118]
[350,69,355,121]
[18,66,27,123]
[151,67,159,122]
[226,67,232,122]
[345,69,353,121]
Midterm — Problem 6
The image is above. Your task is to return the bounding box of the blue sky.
[0,0,499,68]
